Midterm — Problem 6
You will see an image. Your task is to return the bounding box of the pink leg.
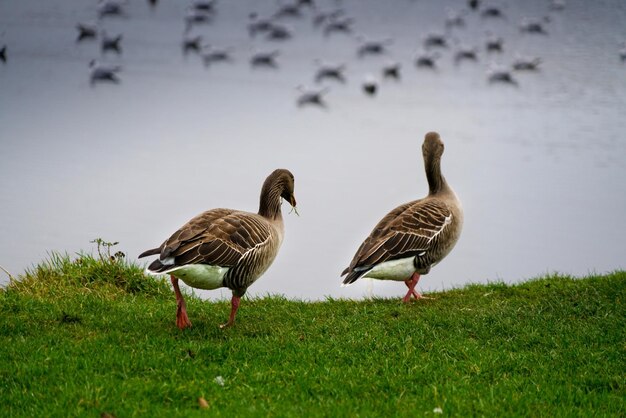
[219,295,241,329]
[402,272,425,303]
[171,275,192,330]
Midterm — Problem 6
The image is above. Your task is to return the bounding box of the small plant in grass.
[90,237,125,263]
[6,239,170,298]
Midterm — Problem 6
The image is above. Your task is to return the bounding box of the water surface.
[1,0,625,300]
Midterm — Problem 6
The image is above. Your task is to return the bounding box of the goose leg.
[403,273,424,302]
[220,295,241,329]
[171,275,192,329]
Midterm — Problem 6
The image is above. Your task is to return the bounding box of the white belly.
[364,257,416,281]
[165,264,229,290]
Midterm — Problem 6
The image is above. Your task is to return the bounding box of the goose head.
[267,169,297,208]
[422,132,444,162]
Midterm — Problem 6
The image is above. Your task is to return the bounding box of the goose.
[184,8,213,31]
[248,13,274,37]
[382,62,401,80]
[481,6,505,19]
[423,32,448,49]
[272,3,302,20]
[454,46,478,65]
[519,17,548,35]
[182,34,202,55]
[485,33,504,53]
[89,60,121,85]
[76,23,98,42]
[97,0,125,18]
[468,0,480,10]
[445,9,466,29]
[357,37,392,58]
[312,8,344,28]
[323,17,354,37]
[512,55,541,71]
[314,61,346,84]
[487,66,518,85]
[265,24,293,41]
[250,50,280,68]
[202,46,233,66]
[101,32,122,54]
[362,75,378,96]
[192,0,216,14]
[296,86,328,107]
[549,0,566,11]
[341,132,463,302]
[415,51,439,69]
[139,169,297,329]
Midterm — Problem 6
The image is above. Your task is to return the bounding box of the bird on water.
[139,169,297,329]
[341,132,463,302]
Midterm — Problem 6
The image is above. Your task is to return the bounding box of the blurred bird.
[512,55,541,71]
[202,46,233,66]
[382,62,401,80]
[454,46,478,65]
[415,51,440,69]
[357,37,392,58]
[273,3,302,20]
[265,24,293,41]
[97,0,126,18]
[468,0,480,10]
[248,13,274,37]
[76,23,98,42]
[192,0,216,14]
[0,45,6,63]
[481,6,505,19]
[313,8,344,27]
[101,32,122,54]
[314,61,346,84]
[250,50,280,68]
[485,33,504,53]
[323,16,354,37]
[182,34,202,55]
[487,66,518,86]
[549,0,566,11]
[423,32,448,49]
[445,9,466,29]
[362,75,378,96]
[89,60,121,85]
[296,85,329,107]
[184,8,213,31]
[519,17,548,35]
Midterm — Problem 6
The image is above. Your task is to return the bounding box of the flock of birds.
[3,0,625,107]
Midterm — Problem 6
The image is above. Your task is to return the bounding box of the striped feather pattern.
[139,169,296,297]
[342,199,453,284]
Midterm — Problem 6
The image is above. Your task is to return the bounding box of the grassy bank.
[0,252,624,417]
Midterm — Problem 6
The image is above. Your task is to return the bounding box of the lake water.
[1,0,625,300]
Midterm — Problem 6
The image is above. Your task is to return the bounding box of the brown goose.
[139,169,297,329]
[341,132,463,302]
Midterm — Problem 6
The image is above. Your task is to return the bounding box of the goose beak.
[287,194,299,216]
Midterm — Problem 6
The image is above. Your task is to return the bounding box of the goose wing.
[342,198,452,284]
[141,208,272,272]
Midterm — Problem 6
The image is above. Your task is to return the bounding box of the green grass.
[0,252,624,417]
